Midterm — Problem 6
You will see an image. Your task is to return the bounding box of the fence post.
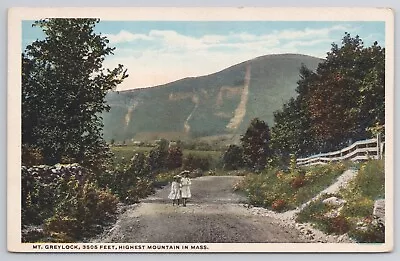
[376,133,381,159]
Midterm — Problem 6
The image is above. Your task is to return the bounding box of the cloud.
[102,24,357,90]
[272,25,351,40]
[105,24,353,53]
[283,38,334,49]
[105,30,152,43]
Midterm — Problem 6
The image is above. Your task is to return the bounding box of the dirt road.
[94,176,308,243]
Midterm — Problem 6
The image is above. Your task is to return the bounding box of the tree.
[307,33,385,151]
[271,65,317,159]
[22,18,128,167]
[241,118,272,170]
[271,33,385,158]
[166,146,183,170]
[222,144,243,170]
[146,139,169,173]
[358,42,385,135]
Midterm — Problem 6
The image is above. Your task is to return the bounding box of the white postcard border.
[7,7,395,253]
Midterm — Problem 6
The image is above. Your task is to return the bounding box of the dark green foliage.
[271,33,385,157]
[166,146,183,170]
[108,155,154,204]
[22,166,58,225]
[271,65,317,158]
[21,165,119,242]
[241,118,272,170]
[21,144,44,167]
[44,179,119,242]
[182,153,212,171]
[146,139,169,173]
[22,18,128,167]
[222,145,244,170]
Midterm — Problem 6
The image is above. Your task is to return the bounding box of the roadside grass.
[234,162,350,212]
[296,160,385,242]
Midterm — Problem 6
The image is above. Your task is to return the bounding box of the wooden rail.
[297,136,384,167]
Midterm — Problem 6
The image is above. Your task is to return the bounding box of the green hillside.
[102,54,322,142]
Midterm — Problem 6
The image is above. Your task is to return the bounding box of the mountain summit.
[103,54,322,143]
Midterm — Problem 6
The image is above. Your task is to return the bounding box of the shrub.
[241,118,272,170]
[271,199,287,212]
[110,161,153,204]
[348,219,385,243]
[328,216,351,234]
[21,164,119,242]
[22,166,58,225]
[166,146,183,170]
[222,145,244,170]
[147,141,169,173]
[239,162,347,212]
[183,153,211,171]
[291,176,305,189]
[22,145,44,166]
[297,196,350,235]
[43,178,118,242]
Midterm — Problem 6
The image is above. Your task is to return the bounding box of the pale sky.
[22,21,385,91]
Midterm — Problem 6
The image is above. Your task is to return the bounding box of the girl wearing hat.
[180,171,191,207]
[168,175,181,206]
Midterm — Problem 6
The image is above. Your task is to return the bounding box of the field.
[111,145,223,166]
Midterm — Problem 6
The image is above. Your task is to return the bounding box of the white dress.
[180,177,191,198]
[168,181,181,200]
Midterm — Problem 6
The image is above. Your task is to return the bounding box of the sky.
[22,20,385,91]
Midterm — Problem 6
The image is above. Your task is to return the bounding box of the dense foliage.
[241,118,272,170]
[271,33,385,158]
[222,145,244,170]
[21,164,118,242]
[182,153,212,171]
[22,18,128,167]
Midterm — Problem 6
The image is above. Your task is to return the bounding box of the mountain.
[102,54,322,143]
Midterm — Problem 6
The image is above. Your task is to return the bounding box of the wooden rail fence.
[297,135,384,167]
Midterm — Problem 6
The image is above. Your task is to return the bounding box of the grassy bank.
[296,160,385,242]
[234,162,350,212]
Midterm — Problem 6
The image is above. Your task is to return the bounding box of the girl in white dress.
[180,171,191,207]
[168,176,181,206]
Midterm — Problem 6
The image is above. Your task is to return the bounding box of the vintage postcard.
[8,7,394,253]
